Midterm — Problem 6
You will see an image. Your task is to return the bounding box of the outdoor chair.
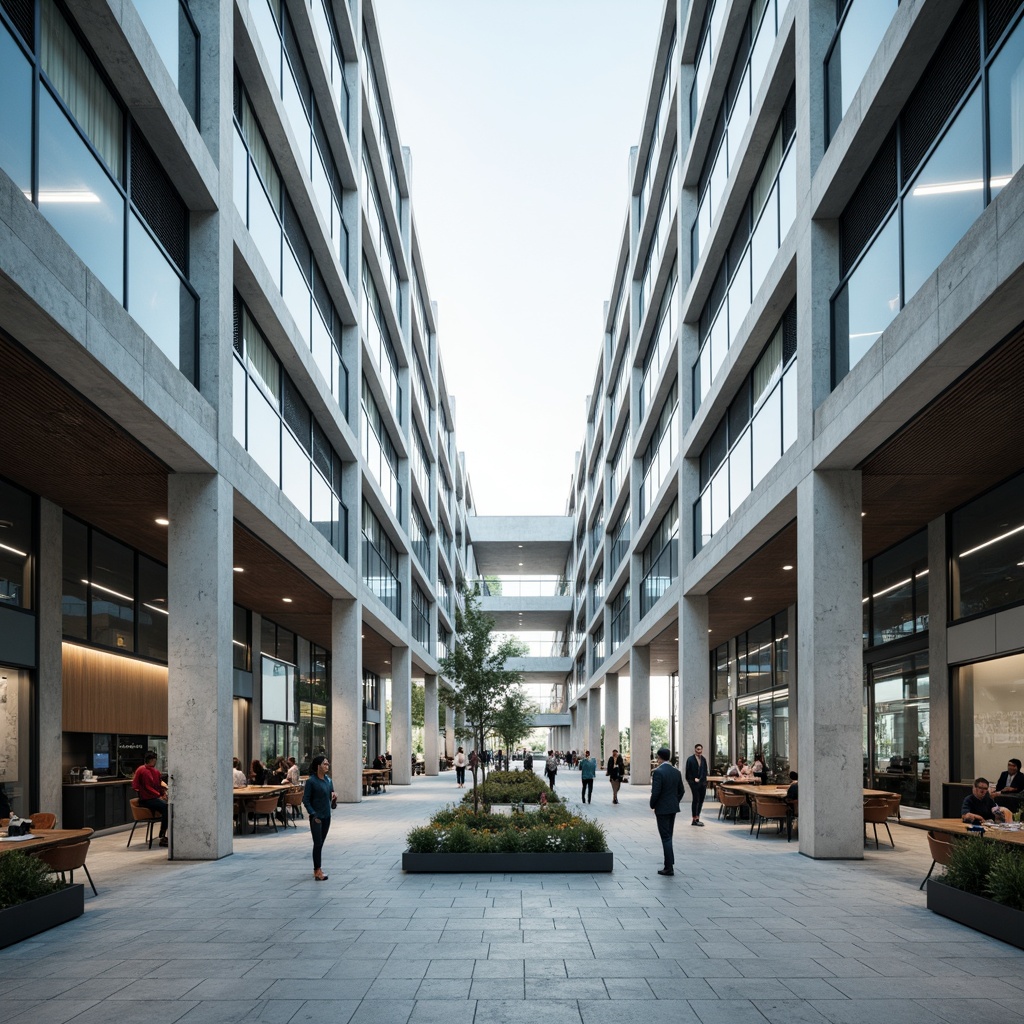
[245,795,280,833]
[718,788,747,821]
[920,830,955,889]
[863,797,895,848]
[752,795,791,839]
[36,837,96,896]
[29,812,57,830]
[127,798,158,849]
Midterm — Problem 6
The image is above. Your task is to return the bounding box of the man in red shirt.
[133,751,169,847]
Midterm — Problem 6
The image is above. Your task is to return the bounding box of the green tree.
[440,585,524,811]
[651,718,670,752]
[491,686,537,763]
[411,683,425,728]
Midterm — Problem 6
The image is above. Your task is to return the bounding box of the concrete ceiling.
[468,515,573,575]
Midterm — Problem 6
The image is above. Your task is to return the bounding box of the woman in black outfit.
[302,754,336,881]
[606,749,625,804]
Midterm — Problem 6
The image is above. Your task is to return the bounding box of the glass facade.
[362,499,400,617]
[640,499,678,617]
[0,478,33,611]
[955,651,1024,784]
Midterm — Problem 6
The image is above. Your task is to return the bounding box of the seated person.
[249,759,267,785]
[785,770,798,804]
[232,757,247,788]
[995,758,1023,795]
[726,756,753,779]
[286,757,300,786]
[266,758,287,784]
[961,777,1008,823]
[372,753,387,770]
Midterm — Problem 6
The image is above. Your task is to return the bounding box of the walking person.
[454,747,467,788]
[606,748,625,803]
[302,754,336,881]
[545,750,558,791]
[650,746,685,876]
[684,742,709,826]
[579,749,597,803]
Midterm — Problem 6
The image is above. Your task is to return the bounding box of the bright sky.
[374,0,665,516]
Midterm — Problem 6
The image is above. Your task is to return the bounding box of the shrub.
[987,846,1024,911]
[461,772,559,806]
[0,851,65,910]
[942,836,997,895]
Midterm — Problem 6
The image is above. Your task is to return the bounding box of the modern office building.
[0,0,479,859]
[3,0,1024,865]
[554,0,1024,857]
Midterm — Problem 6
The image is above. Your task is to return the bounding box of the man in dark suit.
[684,743,709,827]
[995,758,1023,795]
[650,746,685,876]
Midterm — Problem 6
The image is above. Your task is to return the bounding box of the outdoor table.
[899,817,1024,848]
[0,828,93,856]
[362,769,388,795]
[233,785,290,832]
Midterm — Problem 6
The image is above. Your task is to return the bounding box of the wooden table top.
[717,783,892,799]
[899,817,1024,846]
[233,784,290,797]
[0,828,93,855]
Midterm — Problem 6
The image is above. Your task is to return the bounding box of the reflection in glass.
[0,28,32,194]
[137,554,168,662]
[38,88,124,301]
[61,516,88,636]
[903,90,983,298]
[90,531,134,652]
[131,0,197,119]
[987,18,1024,198]
[955,653,1024,783]
[0,479,33,611]
[868,654,929,808]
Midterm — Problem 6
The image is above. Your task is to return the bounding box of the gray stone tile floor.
[2,771,1023,1024]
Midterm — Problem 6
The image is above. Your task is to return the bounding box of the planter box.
[0,884,85,950]
[403,852,613,873]
[926,880,1024,950]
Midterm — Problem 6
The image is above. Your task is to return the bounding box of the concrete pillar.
[578,694,589,751]
[391,646,412,785]
[424,673,439,776]
[444,702,455,759]
[680,595,710,754]
[331,598,362,803]
[249,611,262,767]
[928,516,948,814]
[797,469,863,859]
[37,499,63,823]
[570,704,579,752]
[604,673,619,763]
[588,688,602,758]
[167,473,233,860]
[630,646,652,785]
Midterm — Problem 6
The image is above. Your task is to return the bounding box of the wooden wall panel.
[62,643,168,735]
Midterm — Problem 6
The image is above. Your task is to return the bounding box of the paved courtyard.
[2,771,1023,1024]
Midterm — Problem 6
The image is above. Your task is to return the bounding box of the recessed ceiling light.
[155,517,170,526]
[518,562,524,566]
[518,544,523,549]
[861,512,866,517]
[743,596,753,602]
[233,566,244,573]
[282,597,293,603]
[782,564,793,571]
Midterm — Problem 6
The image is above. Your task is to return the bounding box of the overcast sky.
[374,0,665,517]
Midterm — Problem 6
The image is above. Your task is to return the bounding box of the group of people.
[236,756,301,788]
[961,758,1023,823]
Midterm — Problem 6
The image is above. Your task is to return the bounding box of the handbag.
[6,815,31,836]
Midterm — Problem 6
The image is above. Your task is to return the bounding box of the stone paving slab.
[2,772,1023,1024]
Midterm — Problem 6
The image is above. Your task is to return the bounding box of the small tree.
[492,686,537,766]
[440,585,524,811]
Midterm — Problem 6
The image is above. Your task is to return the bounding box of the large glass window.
[131,0,198,121]
[833,1,1024,385]
[955,652,1024,784]
[362,500,400,617]
[640,499,678,617]
[951,470,1024,619]
[0,478,33,612]
[412,583,430,647]
[863,530,928,647]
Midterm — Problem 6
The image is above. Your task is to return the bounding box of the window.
[610,585,630,650]
[0,478,33,611]
[361,379,401,520]
[863,531,928,647]
[641,381,680,521]
[641,499,678,616]
[412,583,430,647]
[362,499,400,617]
[131,0,199,120]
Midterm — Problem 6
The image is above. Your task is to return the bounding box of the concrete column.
[424,674,439,776]
[680,595,710,754]
[331,598,362,803]
[588,689,602,758]
[928,516,948,814]
[37,499,63,823]
[249,611,262,766]
[391,646,412,784]
[444,703,455,759]
[604,673,619,763]
[167,473,233,860]
[578,694,589,751]
[797,470,863,859]
[630,646,652,785]
[570,704,579,752]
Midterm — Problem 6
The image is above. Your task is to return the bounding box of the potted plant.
[0,851,84,949]
[926,835,1024,949]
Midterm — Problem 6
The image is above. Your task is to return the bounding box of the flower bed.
[461,770,560,806]
[403,803,612,872]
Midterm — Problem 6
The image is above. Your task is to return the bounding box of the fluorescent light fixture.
[233,566,244,573]
[155,517,170,526]
[912,174,1011,197]
[282,597,293,603]
[0,542,28,558]
[960,522,1024,558]
[81,579,133,603]
[743,596,753,601]
[27,189,101,203]
[143,602,169,616]
[782,564,793,571]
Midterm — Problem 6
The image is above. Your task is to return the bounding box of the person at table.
[132,750,169,848]
[785,770,798,803]
[961,777,1009,823]
[726,756,753,779]
[266,758,287,784]
[995,758,1023,795]
[302,754,336,882]
[286,757,300,787]
[372,752,388,771]
[751,753,766,785]
[249,759,267,785]
[232,758,247,788]
[606,749,625,804]
[579,749,597,803]
[684,743,709,827]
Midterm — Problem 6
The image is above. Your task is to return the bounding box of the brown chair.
[36,837,96,896]
[282,789,303,827]
[920,830,955,889]
[863,797,895,848]
[884,793,902,821]
[29,812,57,830]
[127,798,159,849]
[752,795,791,839]
[245,795,280,833]
[718,788,747,821]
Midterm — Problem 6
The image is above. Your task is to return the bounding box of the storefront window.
[864,530,928,647]
[955,651,1024,783]
[712,711,730,774]
[0,478,34,611]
